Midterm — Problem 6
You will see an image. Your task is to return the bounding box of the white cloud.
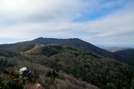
[0,0,134,47]
[0,0,88,23]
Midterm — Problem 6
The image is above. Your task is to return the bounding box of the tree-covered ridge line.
[1,37,134,67]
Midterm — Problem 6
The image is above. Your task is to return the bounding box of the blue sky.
[0,0,134,47]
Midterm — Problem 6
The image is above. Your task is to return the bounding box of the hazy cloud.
[0,0,134,47]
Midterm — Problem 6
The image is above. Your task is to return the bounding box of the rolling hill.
[114,49,134,66]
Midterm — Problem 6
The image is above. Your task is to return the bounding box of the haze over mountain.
[105,46,133,52]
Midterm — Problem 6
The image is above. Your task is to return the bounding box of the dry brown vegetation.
[0,44,134,89]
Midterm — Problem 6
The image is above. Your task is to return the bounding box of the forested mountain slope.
[32,37,134,67]
[1,44,134,89]
[1,37,134,67]
[32,37,115,58]
[114,49,134,66]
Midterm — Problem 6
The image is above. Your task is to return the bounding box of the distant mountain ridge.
[32,37,116,59]
[114,49,134,66]
[105,46,133,52]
